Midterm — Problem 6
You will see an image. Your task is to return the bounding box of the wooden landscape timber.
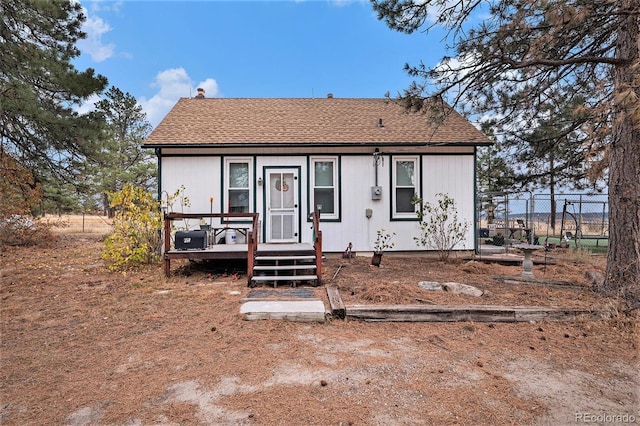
[326,285,346,319]
[343,304,604,322]
[324,284,604,323]
[493,275,593,290]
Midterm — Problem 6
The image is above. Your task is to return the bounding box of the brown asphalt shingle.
[143,97,491,146]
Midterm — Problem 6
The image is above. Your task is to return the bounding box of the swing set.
[559,198,609,248]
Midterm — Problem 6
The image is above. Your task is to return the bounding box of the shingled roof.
[143,97,491,147]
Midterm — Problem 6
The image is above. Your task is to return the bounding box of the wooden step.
[253,265,316,271]
[251,275,318,282]
[255,255,316,261]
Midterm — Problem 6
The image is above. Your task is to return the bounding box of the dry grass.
[45,214,114,235]
[0,223,637,426]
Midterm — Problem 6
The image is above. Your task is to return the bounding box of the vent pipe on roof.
[196,88,205,99]
[327,93,333,98]
[377,118,385,129]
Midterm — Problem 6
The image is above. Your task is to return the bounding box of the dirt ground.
[1,217,638,425]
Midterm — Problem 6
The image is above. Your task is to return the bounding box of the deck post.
[163,213,171,277]
[313,210,322,283]
[246,213,259,285]
[315,231,322,283]
[247,231,255,285]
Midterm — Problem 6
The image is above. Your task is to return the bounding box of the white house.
[143,93,491,255]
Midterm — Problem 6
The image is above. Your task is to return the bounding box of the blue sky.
[74,1,452,128]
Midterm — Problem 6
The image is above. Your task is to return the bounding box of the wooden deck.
[165,243,316,273]
[167,244,249,257]
[165,243,315,259]
[162,212,322,284]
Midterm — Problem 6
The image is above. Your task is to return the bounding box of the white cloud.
[88,0,123,13]
[75,93,102,116]
[77,12,115,62]
[140,68,220,127]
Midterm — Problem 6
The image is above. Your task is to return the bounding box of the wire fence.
[477,192,609,251]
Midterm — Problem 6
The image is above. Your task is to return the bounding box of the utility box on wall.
[371,186,382,200]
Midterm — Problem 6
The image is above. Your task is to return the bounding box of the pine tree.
[0,0,108,196]
[86,87,157,216]
[372,0,640,303]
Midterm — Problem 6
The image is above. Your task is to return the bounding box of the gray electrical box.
[371,186,382,200]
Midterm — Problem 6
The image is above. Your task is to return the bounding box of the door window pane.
[270,173,294,209]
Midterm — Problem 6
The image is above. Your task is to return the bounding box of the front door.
[265,168,299,243]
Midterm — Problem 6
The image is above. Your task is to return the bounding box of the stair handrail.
[247,213,259,283]
[312,209,322,283]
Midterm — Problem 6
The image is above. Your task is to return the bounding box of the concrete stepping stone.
[240,300,326,322]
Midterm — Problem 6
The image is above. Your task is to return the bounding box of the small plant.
[162,185,192,230]
[412,193,469,262]
[164,185,191,213]
[371,228,396,267]
[373,228,396,254]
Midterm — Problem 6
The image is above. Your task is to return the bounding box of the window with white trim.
[393,157,418,217]
[225,159,252,214]
[311,158,338,219]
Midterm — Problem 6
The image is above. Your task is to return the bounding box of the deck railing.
[311,210,323,282]
[162,212,259,277]
[162,211,321,283]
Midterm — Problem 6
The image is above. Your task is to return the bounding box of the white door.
[266,169,299,243]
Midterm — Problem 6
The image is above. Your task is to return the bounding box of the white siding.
[422,155,476,249]
[328,155,383,253]
[317,154,476,253]
[160,152,476,252]
[161,156,221,214]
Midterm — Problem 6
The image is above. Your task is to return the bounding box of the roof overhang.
[142,141,493,149]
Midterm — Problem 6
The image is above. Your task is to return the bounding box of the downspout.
[155,148,162,203]
[155,147,165,257]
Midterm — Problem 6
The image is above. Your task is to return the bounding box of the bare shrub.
[0,215,57,247]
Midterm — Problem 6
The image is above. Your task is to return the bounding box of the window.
[311,158,338,219]
[393,157,418,218]
[226,159,252,214]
